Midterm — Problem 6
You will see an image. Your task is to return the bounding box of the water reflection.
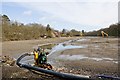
[57,54,118,64]
[49,43,86,55]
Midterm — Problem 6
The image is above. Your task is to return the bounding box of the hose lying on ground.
[16,53,92,80]
[97,75,120,80]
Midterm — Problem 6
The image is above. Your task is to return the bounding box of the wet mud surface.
[1,37,119,79]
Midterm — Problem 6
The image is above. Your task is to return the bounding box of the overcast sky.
[2,0,119,32]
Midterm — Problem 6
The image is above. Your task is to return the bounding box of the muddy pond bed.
[1,37,119,79]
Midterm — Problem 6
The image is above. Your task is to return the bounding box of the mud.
[1,37,119,79]
[1,37,78,80]
[48,37,118,78]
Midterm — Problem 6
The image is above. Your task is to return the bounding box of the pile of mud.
[0,55,16,66]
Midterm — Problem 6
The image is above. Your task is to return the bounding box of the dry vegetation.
[1,14,119,41]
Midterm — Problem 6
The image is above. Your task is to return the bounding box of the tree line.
[1,14,55,41]
[1,14,119,41]
[85,23,119,37]
[1,14,84,41]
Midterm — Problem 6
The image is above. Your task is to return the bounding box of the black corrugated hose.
[16,53,92,80]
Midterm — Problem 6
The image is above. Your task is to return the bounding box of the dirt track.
[1,37,119,79]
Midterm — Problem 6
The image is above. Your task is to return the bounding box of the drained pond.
[20,38,118,65]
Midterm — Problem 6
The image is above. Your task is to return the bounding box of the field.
[1,37,119,79]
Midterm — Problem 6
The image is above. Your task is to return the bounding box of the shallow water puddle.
[58,55,88,60]
[32,39,88,56]
[58,54,118,64]
[53,43,86,51]
[76,38,90,42]
[49,43,87,55]
[19,42,86,63]
[20,38,118,64]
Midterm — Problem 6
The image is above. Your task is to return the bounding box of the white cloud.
[20,2,117,25]
[40,17,46,20]
[2,0,120,2]
[23,10,32,16]
[11,1,118,31]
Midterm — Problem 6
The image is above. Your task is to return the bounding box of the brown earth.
[2,37,77,56]
[1,37,78,80]
[1,37,119,80]
[48,37,119,78]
